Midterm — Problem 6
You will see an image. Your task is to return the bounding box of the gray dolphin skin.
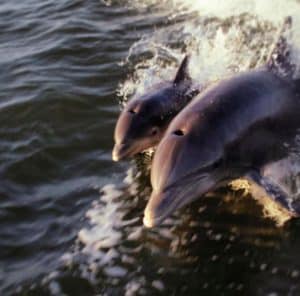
[112,55,200,161]
[143,69,300,228]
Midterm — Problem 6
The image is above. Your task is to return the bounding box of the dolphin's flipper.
[245,170,297,214]
[173,55,191,85]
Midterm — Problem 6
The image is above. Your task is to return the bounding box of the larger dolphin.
[144,70,300,227]
[144,18,300,227]
[112,56,201,161]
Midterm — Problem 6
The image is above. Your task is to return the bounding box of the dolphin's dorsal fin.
[267,16,295,79]
[173,55,191,85]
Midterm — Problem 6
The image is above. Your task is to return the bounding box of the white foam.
[125,277,146,296]
[58,168,148,288]
[49,281,64,296]
[152,280,165,291]
[174,0,300,23]
[104,266,128,277]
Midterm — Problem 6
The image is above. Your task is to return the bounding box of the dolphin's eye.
[151,127,159,136]
[173,129,184,136]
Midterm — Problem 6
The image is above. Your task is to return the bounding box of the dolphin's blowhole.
[173,129,184,136]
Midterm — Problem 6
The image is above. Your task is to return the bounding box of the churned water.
[1,0,300,295]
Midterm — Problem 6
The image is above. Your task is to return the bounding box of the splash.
[119,2,300,107]
[50,168,174,294]
[174,0,300,23]
[68,169,141,283]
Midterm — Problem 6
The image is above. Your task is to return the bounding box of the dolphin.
[143,18,300,227]
[112,55,201,161]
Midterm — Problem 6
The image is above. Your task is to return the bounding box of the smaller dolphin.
[112,55,201,161]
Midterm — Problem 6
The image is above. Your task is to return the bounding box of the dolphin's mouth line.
[113,141,146,161]
[144,174,213,228]
[144,195,182,228]
[143,192,181,227]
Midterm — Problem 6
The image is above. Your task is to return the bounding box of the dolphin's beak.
[143,173,218,228]
[112,138,153,161]
[143,190,178,228]
[112,143,131,161]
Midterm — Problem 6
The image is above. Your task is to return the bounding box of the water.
[1,0,300,295]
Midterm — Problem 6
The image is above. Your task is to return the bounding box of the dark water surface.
[1,0,300,295]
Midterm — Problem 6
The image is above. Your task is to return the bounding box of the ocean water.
[1,0,300,295]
